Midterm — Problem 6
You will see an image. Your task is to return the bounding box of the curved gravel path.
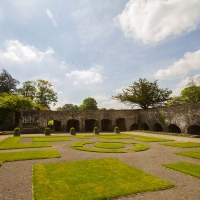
[0,132,200,200]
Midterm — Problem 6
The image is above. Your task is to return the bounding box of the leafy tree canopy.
[0,69,20,93]
[79,97,98,110]
[112,78,172,109]
[0,93,35,112]
[18,79,57,109]
[57,103,79,111]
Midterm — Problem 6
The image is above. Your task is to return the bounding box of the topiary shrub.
[93,127,99,134]
[14,127,20,137]
[44,127,51,136]
[70,127,76,135]
[114,127,120,134]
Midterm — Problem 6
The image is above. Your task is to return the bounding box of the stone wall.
[14,103,200,134]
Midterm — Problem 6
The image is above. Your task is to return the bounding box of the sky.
[0,0,200,110]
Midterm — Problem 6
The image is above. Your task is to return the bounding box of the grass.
[70,141,94,147]
[72,147,127,153]
[99,140,135,144]
[0,150,60,166]
[33,158,173,200]
[133,136,174,142]
[129,144,149,152]
[161,142,200,148]
[175,150,200,160]
[0,137,51,150]
[74,135,91,139]
[94,143,125,149]
[33,136,70,142]
[98,134,134,139]
[162,162,200,179]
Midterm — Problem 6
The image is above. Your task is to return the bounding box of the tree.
[57,103,79,111]
[36,79,57,109]
[0,93,35,112]
[18,79,57,109]
[79,97,98,110]
[112,78,172,109]
[166,95,188,106]
[181,86,200,103]
[18,80,36,100]
[0,69,20,93]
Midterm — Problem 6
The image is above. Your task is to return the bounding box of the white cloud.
[101,99,132,110]
[114,0,200,44]
[0,40,54,62]
[65,66,104,85]
[155,50,200,80]
[91,94,109,101]
[115,86,127,94]
[46,9,53,19]
[52,19,58,27]
[173,74,200,95]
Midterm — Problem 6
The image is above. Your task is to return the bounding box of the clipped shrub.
[14,127,20,131]
[94,127,98,130]
[45,127,50,131]
[114,127,119,130]
[70,127,75,131]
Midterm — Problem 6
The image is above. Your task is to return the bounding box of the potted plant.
[44,127,51,136]
[70,127,76,135]
[93,127,99,134]
[14,127,21,136]
[114,127,120,134]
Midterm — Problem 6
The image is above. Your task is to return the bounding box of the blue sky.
[1,0,200,109]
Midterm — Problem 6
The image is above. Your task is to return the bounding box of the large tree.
[79,97,98,110]
[57,103,79,111]
[0,69,20,93]
[112,78,172,109]
[18,80,36,100]
[0,93,35,112]
[18,79,57,109]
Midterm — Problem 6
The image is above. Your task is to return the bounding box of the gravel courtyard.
[0,131,200,200]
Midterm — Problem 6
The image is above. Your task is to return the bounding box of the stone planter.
[114,130,120,134]
[44,131,51,136]
[93,130,99,134]
[14,131,20,137]
[70,130,76,135]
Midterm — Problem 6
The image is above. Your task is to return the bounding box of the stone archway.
[168,124,181,133]
[116,118,126,131]
[140,123,149,131]
[67,119,79,132]
[85,119,96,131]
[130,124,138,130]
[152,123,163,132]
[101,119,112,132]
[187,125,200,135]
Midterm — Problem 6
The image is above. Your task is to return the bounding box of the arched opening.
[152,123,163,132]
[140,123,149,131]
[54,120,61,131]
[67,119,79,132]
[130,124,138,130]
[101,119,112,132]
[168,124,181,133]
[116,118,126,131]
[187,125,200,135]
[85,119,96,131]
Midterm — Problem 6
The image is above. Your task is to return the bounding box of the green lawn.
[162,162,200,179]
[33,136,70,142]
[74,135,91,139]
[0,150,60,166]
[70,141,95,147]
[99,140,135,144]
[94,143,125,149]
[129,144,149,152]
[175,150,200,160]
[134,136,173,142]
[33,158,173,200]
[161,142,200,148]
[72,146,126,153]
[98,134,134,139]
[0,137,51,150]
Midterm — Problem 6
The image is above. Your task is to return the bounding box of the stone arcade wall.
[19,103,200,134]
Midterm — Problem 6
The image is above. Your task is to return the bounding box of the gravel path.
[0,132,200,200]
